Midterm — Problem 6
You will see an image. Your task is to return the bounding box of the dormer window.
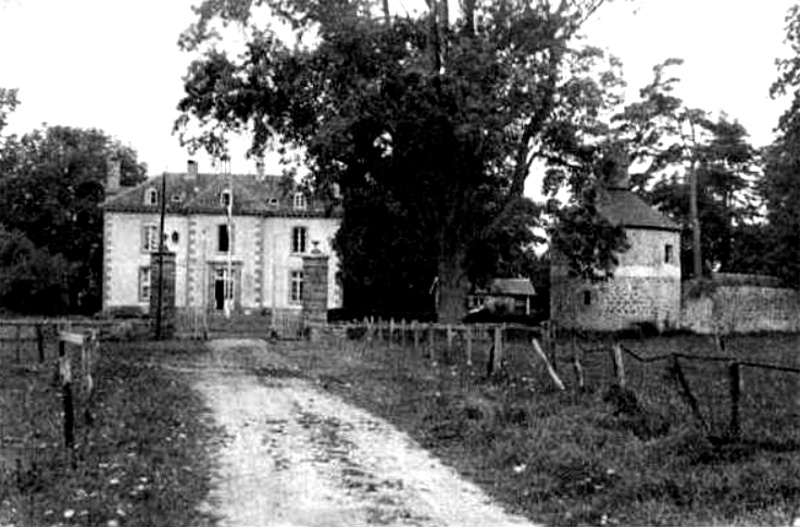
[145,188,157,206]
[171,193,183,204]
[221,190,232,208]
[269,198,278,207]
[293,192,307,211]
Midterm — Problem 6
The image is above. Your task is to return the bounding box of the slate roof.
[596,187,680,231]
[103,172,337,217]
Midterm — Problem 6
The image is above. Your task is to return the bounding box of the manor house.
[101,161,342,317]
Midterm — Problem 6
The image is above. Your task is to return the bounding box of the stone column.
[150,251,177,339]
[302,246,329,341]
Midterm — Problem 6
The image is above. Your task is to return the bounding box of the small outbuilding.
[468,278,537,316]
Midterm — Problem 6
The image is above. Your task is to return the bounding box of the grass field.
[280,331,800,526]
[0,339,221,527]
[2,329,798,526]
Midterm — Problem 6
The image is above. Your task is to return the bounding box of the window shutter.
[230,223,235,254]
[141,226,148,252]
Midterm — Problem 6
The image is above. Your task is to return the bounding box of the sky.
[0,0,796,195]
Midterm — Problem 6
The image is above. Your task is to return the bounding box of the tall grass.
[282,332,800,526]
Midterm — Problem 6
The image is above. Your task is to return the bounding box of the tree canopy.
[0,123,147,314]
[176,0,632,321]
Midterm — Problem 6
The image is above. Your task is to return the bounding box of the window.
[293,192,307,210]
[290,270,304,303]
[218,224,230,253]
[144,188,157,206]
[665,244,674,264]
[138,267,151,303]
[583,290,592,306]
[292,226,307,254]
[141,224,159,253]
[221,190,232,208]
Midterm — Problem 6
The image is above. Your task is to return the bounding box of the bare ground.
[192,339,537,527]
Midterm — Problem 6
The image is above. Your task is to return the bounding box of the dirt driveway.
[193,339,537,527]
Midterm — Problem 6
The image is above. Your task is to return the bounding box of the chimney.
[255,158,265,180]
[187,159,198,180]
[106,157,121,195]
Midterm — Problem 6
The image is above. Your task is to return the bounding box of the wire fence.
[324,321,800,446]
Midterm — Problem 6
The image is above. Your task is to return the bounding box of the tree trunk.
[437,258,468,324]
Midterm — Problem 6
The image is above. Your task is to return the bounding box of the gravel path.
[194,339,537,527]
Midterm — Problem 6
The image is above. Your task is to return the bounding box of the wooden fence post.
[15,324,21,362]
[492,325,503,374]
[572,350,585,391]
[412,321,420,354]
[465,326,473,366]
[36,323,45,363]
[401,320,407,348]
[532,338,565,390]
[728,362,741,440]
[671,354,708,434]
[446,325,453,356]
[59,339,75,461]
[428,324,436,363]
[611,343,626,389]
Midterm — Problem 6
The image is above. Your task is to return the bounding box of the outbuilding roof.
[488,278,536,297]
[596,187,680,232]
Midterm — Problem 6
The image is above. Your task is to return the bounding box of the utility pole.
[155,172,167,339]
[687,118,703,279]
[224,155,233,319]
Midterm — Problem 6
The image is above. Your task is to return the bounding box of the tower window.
[144,188,157,206]
[665,244,674,264]
[583,290,592,306]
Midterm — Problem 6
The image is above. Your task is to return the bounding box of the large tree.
[0,125,147,314]
[175,0,629,321]
[762,2,800,288]
[649,115,762,276]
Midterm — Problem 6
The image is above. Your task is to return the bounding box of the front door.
[213,268,234,311]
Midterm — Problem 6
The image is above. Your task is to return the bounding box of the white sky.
[0,0,795,194]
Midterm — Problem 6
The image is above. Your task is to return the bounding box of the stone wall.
[681,285,800,334]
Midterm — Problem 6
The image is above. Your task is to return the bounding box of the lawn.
[0,338,221,527]
[278,331,800,526]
